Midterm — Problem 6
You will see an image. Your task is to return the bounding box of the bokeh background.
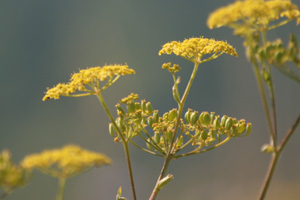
[1,0,300,199]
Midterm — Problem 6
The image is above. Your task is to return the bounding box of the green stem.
[250,54,276,145]
[258,112,300,200]
[56,178,66,200]
[149,62,199,200]
[96,93,137,200]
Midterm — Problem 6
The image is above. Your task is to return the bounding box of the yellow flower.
[120,93,139,104]
[207,0,300,34]
[158,37,238,63]
[21,145,111,178]
[43,64,135,101]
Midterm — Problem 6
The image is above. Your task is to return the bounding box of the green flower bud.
[184,110,191,124]
[109,123,114,137]
[168,109,178,121]
[127,101,136,113]
[157,174,173,190]
[116,105,126,116]
[162,112,169,122]
[225,117,233,130]
[147,116,154,127]
[167,131,173,143]
[246,123,252,135]
[200,112,211,126]
[221,115,228,127]
[152,111,159,123]
[146,102,153,115]
[190,111,199,125]
[213,117,221,130]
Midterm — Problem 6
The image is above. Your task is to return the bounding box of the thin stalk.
[258,112,300,200]
[56,178,66,200]
[250,54,276,144]
[96,92,137,200]
[149,62,199,200]
[258,152,279,200]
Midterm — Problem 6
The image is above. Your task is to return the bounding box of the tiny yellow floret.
[21,145,111,178]
[159,37,238,63]
[43,64,135,101]
[120,93,139,104]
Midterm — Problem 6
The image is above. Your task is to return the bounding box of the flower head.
[21,145,111,178]
[159,37,238,63]
[43,64,135,101]
[207,0,300,35]
[0,150,31,192]
[120,93,139,104]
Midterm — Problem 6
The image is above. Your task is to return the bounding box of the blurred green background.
[1,0,300,199]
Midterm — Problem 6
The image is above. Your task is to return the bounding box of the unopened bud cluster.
[110,96,252,156]
[184,109,251,147]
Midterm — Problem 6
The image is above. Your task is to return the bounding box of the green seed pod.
[152,111,159,123]
[190,111,199,125]
[109,123,114,137]
[210,112,215,124]
[154,132,160,144]
[221,115,228,127]
[167,131,173,142]
[127,101,136,113]
[135,102,141,110]
[195,129,201,137]
[141,100,146,113]
[201,112,211,126]
[231,125,238,137]
[176,135,183,148]
[146,102,153,115]
[213,117,221,130]
[238,122,246,134]
[201,130,208,140]
[168,109,177,121]
[184,110,191,124]
[208,130,215,139]
[246,123,252,135]
[146,139,153,150]
[225,117,233,130]
[147,116,154,127]
[232,118,238,124]
[116,117,125,132]
[141,117,146,125]
[157,174,173,190]
[172,84,180,103]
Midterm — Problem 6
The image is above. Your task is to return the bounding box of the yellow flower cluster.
[120,93,139,104]
[21,145,111,178]
[43,64,135,101]
[158,37,238,63]
[0,150,30,192]
[207,0,300,34]
[162,62,181,74]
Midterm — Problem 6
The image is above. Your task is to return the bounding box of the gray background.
[1,0,300,199]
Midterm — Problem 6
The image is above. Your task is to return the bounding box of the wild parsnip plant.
[2,0,299,199]
[208,0,300,199]
[41,37,251,200]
